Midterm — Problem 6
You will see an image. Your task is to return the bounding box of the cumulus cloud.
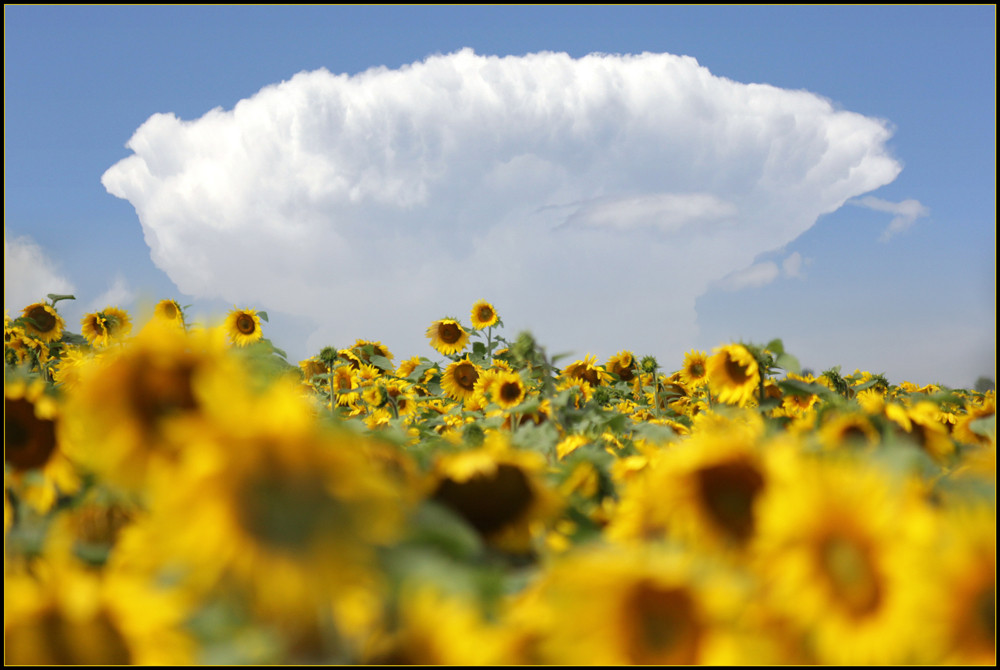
[850,195,930,242]
[88,274,135,312]
[102,48,902,360]
[782,251,806,278]
[4,233,76,313]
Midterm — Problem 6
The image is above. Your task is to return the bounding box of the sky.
[4,5,995,388]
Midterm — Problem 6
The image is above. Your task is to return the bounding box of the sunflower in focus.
[470,300,499,330]
[20,302,65,343]
[426,318,469,356]
[441,357,481,402]
[488,370,527,410]
[225,307,263,347]
[707,344,760,406]
[678,349,710,387]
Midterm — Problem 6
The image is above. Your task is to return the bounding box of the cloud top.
[102,48,902,360]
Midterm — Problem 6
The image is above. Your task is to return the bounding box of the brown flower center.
[454,362,479,390]
[624,580,702,664]
[26,306,57,333]
[724,354,751,384]
[695,460,764,543]
[4,397,58,470]
[432,463,534,535]
[819,534,883,617]
[236,314,256,335]
[439,322,461,344]
[499,380,524,405]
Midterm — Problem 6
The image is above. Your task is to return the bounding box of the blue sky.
[4,5,995,387]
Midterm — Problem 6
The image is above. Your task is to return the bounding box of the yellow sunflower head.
[426,318,469,356]
[470,300,499,330]
[20,302,65,343]
[491,370,527,410]
[225,307,263,347]
[441,357,481,402]
[153,299,185,327]
[81,307,133,347]
[606,350,637,382]
[707,344,760,406]
[678,349,710,387]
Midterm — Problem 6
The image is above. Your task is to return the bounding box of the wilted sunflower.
[20,302,65,343]
[562,354,611,387]
[426,318,469,356]
[441,357,481,402]
[224,307,263,347]
[707,344,760,406]
[469,300,499,330]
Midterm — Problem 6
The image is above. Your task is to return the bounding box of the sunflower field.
[4,295,995,665]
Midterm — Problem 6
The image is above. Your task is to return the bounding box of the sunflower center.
[4,397,58,471]
[624,580,701,664]
[236,314,257,335]
[973,582,996,646]
[439,323,461,344]
[128,355,199,430]
[73,503,133,549]
[26,306,57,333]
[477,307,494,322]
[819,534,883,617]
[238,470,334,551]
[454,363,479,390]
[432,463,534,535]
[159,302,178,319]
[724,355,751,384]
[499,380,523,404]
[695,460,764,543]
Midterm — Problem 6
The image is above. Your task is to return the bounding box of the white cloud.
[4,233,76,313]
[88,274,135,312]
[102,48,902,361]
[782,251,805,278]
[717,261,781,291]
[850,195,930,241]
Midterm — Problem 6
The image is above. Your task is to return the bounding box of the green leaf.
[369,354,394,372]
[765,338,785,356]
[256,311,269,323]
[774,353,801,375]
[46,293,76,305]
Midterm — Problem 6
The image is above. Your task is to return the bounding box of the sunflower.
[707,344,760,406]
[488,370,527,410]
[152,299,185,327]
[752,454,939,664]
[507,545,737,665]
[818,411,881,450]
[931,504,996,665]
[426,318,469,356]
[20,302,65,343]
[952,394,994,447]
[678,349,710,387]
[441,357,481,402]
[350,339,394,366]
[80,307,133,347]
[429,434,562,554]
[469,299,500,330]
[562,354,611,387]
[3,557,195,665]
[4,376,81,513]
[605,350,637,382]
[224,307,263,347]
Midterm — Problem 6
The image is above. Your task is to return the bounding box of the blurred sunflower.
[470,300,499,330]
[818,411,881,450]
[225,307,263,347]
[80,307,132,347]
[152,299,185,327]
[426,318,469,356]
[441,357,481,402]
[953,394,994,447]
[562,354,611,387]
[507,545,736,664]
[605,350,637,382]
[429,435,561,554]
[19,302,65,343]
[707,344,759,407]
[4,376,81,513]
[752,455,939,664]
